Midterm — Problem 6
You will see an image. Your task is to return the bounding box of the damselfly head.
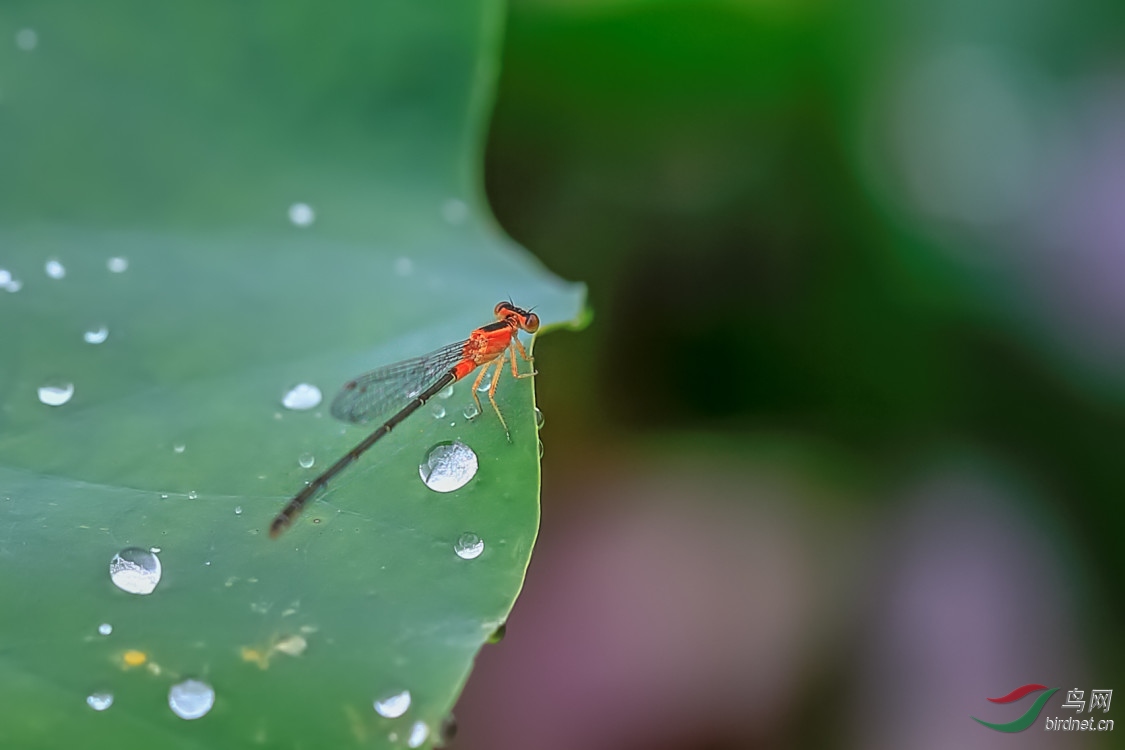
[494,301,539,333]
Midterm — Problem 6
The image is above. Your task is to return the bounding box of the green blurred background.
[456,0,1125,748]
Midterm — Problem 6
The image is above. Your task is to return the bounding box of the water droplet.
[373,689,411,718]
[462,403,480,420]
[107,256,129,273]
[86,692,113,711]
[454,532,484,560]
[173,443,186,454]
[160,493,169,500]
[441,198,469,225]
[187,491,198,500]
[419,441,478,493]
[0,269,10,286]
[109,547,162,595]
[282,383,322,410]
[15,29,38,51]
[438,385,455,399]
[83,325,109,344]
[538,439,544,458]
[298,452,315,469]
[476,375,493,392]
[3,271,23,292]
[234,506,243,516]
[488,622,508,643]
[288,202,315,227]
[408,721,430,748]
[37,381,74,406]
[168,679,215,720]
[98,623,113,636]
[45,259,65,279]
[534,407,544,429]
[149,546,161,554]
[394,257,413,276]
[431,404,446,419]
[440,714,459,744]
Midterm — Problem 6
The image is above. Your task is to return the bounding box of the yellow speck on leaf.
[122,650,147,667]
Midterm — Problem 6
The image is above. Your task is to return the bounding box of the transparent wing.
[330,339,470,424]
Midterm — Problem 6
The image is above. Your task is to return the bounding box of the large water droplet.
[45,259,65,279]
[38,382,74,406]
[419,441,478,493]
[187,491,198,500]
[298,452,315,469]
[454,532,484,560]
[431,404,446,419]
[86,692,113,711]
[109,547,162,595]
[534,407,544,429]
[437,384,454,399]
[15,28,38,51]
[168,679,215,720]
[288,202,315,227]
[83,325,109,344]
[234,505,243,516]
[408,721,430,748]
[282,383,322,410]
[462,403,480,420]
[373,689,411,718]
[442,198,468,225]
[98,623,113,636]
[107,257,129,273]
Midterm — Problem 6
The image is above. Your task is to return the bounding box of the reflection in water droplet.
[534,407,544,429]
[109,547,162,595]
[419,441,478,493]
[188,491,198,500]
[288,202,315,227]
[438,385,454,399]
[107,257,129,273]
[168,679,215,720]
[15,28,38,51]
[373,689,411,718]
[298,453,315,469]
[454,532,484,560]
[83,325,109,344]
[38,382,74,406]
[45,259,66,279]
[408,721,430,748]
[442,198,469,225]
[173,443,186,454]
[282,383,322,410]
[86,692,113,711]
[234,506,243,516]
[98,623,113,636]
[431,404,446,419]
[462,403,480,420]
[476,375,492,392]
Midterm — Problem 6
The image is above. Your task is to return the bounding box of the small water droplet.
[298,452,315,469]
[441,198,469,225]
[149,546,161,554]
[419,441,478,493]
[288,202,315,227]
[454,532,484,560]
[173,443,186,454]
[488,622,507,643]
[282,383,322,410]
[534,407,544,429]
[438,384,454,399]
[15,28,38,51]
[462,403,480,420]
[109,547,162,595]
[431,404,446,419]
[440,714,459,744]
[98,623,113,636]
[408,721,430,748]
[234,506,243,516]
[83,325,109,344]
[394,257,413,276]
[0,269,10,286]
[476,375,493,392]
[538,439,544,458]
[107,257,129,273]
[373,689,411,718]
[86,692,113,711]
[38,381,74,406]
[3,276,23,293]
[160,493,169,499]
[168,679,215,720]
[45,258,65,279]
[188,490,198,500]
